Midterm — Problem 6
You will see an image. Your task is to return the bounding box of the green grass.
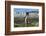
[14,17,39,27]
[14,24,25,27]
[14,21,39,27]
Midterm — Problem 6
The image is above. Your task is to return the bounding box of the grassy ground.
[14,17,39,27]
[14,24,25,27]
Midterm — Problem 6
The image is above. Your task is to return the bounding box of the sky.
[14,8,39,13]
[14,8,39,17]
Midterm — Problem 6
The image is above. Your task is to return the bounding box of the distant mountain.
[14,13,39,18]
[29,13,39,18]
